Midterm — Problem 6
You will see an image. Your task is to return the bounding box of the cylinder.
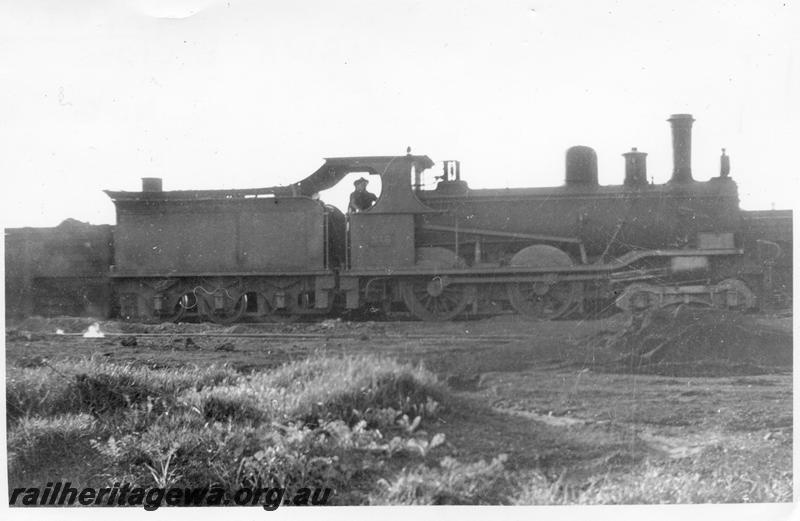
[623,147,648,186]
[565,146,598,185]
[141,177,163,192]
[668,114,694,182]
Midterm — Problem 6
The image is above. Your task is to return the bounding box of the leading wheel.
[400,279,471,321]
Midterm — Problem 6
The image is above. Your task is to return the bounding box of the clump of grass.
[255,355,446,426]
[190,387,269,423]
[179,383,279,424]
[369,455,512,505]
[181,355,447,429]
[6,359,239,423]
[8,413,101,476]
[6,367,82,424]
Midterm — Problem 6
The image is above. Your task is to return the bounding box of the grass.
[8,414,100,475]
[6,358,238,423]
[369,455,513,505]
[6,349,792,506]
[7,353,456,505]
[182,356,446,427]
[570,448,793,504]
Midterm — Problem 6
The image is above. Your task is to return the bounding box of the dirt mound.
[591,306,792,377]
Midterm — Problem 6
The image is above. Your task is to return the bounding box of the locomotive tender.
[5,114,792,322]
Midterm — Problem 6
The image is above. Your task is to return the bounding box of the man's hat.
[354,177,369,186]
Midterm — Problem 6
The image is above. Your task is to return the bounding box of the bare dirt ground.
[5,312,793,502]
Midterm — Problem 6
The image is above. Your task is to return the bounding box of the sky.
[1,0,798,227]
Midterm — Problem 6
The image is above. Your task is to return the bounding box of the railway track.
[27,330,531,343]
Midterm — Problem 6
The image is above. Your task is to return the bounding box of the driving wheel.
[400,278,471,321]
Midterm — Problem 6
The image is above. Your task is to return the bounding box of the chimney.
[141,177,163,192]
[623,147,647,186]
[668,114,694,182]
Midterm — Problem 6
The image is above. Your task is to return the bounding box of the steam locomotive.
[5,114,792,322]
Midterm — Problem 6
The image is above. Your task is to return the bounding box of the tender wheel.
[132,290,195,323]
[507,281,581,320]
[400,278,471,321]
[253,292,299,323]
[165,292,199,323]
[199,292,248,325]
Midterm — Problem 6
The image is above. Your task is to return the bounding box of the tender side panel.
[113,198,326,275]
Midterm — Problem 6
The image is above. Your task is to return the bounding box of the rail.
[24,331,531,342]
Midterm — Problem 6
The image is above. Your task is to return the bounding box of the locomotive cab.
[326,155,437,271]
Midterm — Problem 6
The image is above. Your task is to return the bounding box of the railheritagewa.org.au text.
[9,482,332,510]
